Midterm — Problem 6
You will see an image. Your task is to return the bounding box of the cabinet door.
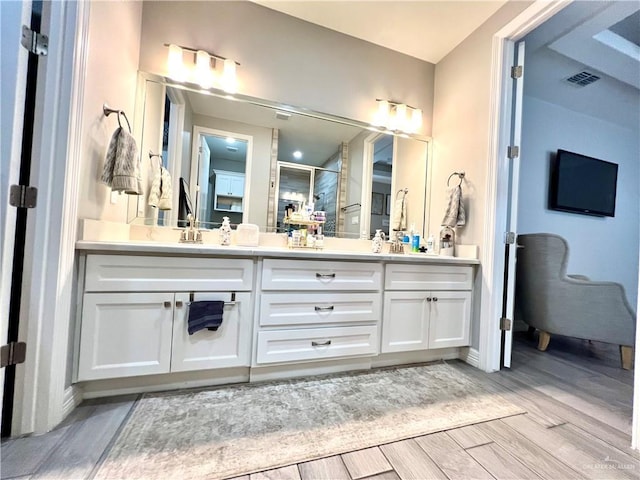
[215,174,232,196]
[229,175,245,197]
[77,293,173,381]
[428,291,471,349]
[381,291,430,353]
[171,292,252,372]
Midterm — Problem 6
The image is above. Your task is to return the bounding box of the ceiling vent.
[565,71,601,87]
[226,146,238,152]
[275,111,291,120]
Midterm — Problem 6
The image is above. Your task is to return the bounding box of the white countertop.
[76,240,480,265]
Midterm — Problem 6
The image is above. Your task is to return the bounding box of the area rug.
[94,363,523,480]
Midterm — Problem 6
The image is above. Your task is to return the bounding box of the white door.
[0,0,34,436]
[197,135,211,222]
[381,291,430,353]
[427,291,472,349]
[501,41,525,368]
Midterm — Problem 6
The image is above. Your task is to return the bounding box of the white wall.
[76,1,142,222]
[518,96,639,307]
[138,1,435,134]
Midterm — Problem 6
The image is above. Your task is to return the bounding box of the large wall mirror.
[129,72,432,239]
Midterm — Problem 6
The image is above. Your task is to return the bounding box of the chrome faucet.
[180,213,202,243]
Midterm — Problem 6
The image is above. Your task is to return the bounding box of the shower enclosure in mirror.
[129,72,432,238]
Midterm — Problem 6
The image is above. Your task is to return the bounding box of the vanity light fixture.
[165,43,240,93]
[372,99,423,134]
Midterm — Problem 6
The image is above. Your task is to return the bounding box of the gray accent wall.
[518,95,639,308]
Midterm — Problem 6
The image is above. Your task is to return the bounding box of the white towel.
[441,185,466,227]
[148,166,173,210]
[392,192,407,231]
[100,127,142,195]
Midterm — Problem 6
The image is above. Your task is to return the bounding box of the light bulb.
[372,100,390,127]
[410,108,423,133]
[167,44,186,82]
[222,58,238,93]
[395,104,408,132]
[195,50,214,89]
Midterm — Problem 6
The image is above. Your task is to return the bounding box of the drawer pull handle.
[316,273,336,279]
[314,305,335,312]
[175,301,184,308]
[163,301,172,308]
[312,340,332,347]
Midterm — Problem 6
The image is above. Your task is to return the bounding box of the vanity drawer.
[261,259,382,291]
[259,293,381,327]
[255,326,378,364]
[85,255,254,292]
[385,264,473,291]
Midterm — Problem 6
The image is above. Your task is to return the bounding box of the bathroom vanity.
[73,239,479,397]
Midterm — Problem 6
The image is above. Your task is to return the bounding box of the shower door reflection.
[275,162,339,236]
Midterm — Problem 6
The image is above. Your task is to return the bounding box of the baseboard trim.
[459,347,480,368]
[62,385,83,419]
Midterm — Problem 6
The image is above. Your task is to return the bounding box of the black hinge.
[9,185,38,208]
[0,342,27,368]
[500,317,512,331]
[21,25,48,56]
[507,146,520,159]
[511,65,523,79]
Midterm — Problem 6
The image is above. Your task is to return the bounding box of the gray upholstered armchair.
[515,233,636,369]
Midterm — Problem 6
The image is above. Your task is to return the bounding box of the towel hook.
[103,103,132,133]
[447,171,465,187]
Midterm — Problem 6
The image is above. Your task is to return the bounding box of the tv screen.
[549,149,618,217]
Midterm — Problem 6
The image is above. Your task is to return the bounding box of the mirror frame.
[131,72,433,237]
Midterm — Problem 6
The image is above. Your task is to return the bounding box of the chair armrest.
[568,274,590,281]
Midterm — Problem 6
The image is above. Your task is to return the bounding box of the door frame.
[482,0,640,449]
[12,0,88,435]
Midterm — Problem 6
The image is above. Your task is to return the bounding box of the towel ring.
[149,151,163,169]
[447,172,465,187]
[103,103,132,133]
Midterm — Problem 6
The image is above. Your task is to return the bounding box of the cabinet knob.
[163,301,172,308]
[433,297,438,302]
[314,305,335,312]
[426,297,432,302]
[311,340,332,347]
[175,301,184,308]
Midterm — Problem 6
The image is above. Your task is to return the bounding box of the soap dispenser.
[372,229,385,253]
[220,216,232,246]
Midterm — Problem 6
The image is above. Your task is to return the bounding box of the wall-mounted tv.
[549,149,618,217]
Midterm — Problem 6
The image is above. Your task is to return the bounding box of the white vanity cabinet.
[76,254,254,382]
[381,264,473,353]
[255,259,382,365]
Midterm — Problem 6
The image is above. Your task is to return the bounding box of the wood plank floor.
[1,332,636,479]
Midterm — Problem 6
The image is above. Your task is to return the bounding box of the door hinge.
[507,145,520,159]
[511,65,523,79]
[0,342,27,368]
[21,25,48,56]
[9,185,38,209]
[504,231,516,244]
[500,317,512,331]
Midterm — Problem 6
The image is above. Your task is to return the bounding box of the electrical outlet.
[351,216,359,225]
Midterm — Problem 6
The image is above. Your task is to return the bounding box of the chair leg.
[620,345,633,370]
[538,331,551,351]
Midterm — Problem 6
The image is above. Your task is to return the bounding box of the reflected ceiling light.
[226,137,236,144]
[371,99,423,134]
[293,150,303,159]
[165,43,240,93]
